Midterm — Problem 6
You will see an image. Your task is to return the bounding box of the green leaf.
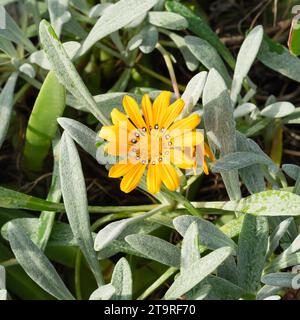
[180,222,200,273]
[111,257,132,300]
[173,215,237,255]
[288,18,300,56]
[260,102,295,118]
[23,71,66,171]
[125,234,181,268]
[39,20,109,125]
[89,284,115,300]
[233,103,256,118]
[0,72,18,149]
[282,164,300,181]
[36,135,61,251]
[165,1,235,69]
[139,25,158,54]
[59,132,104,286]
[57,117,99,159]
[7,222,75,300]
[0,37,17,57]
[0,265,5,289]
[212,151,275,172]
[261,272,297,288]
[237,214,268,293]
[164,247,233,299]
[48,0,71,37]
[230,26,263,106]
[0,6,35,52]
[203,69,241,200]
[79,0,158,55]
[185,36,231,86]
[148,11,188,30]
[258,35,300,83]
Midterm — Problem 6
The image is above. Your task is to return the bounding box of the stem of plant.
[155,43,180,99]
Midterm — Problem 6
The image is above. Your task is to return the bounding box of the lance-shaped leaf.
[260,101,295,118]
[237,214,268,293]
[0,72,18,149]
[164,247,232,299]
[148,11,188,30]
[79,0,158,55]
[230,26,263,106]
[89,284,115,300]
[59,132,104,286]
[111,258,132,300]
[261,272,299,288]
[48,0,71,37]
[39,20,109,125]
[203,68,241,200]
[7,222,75,300]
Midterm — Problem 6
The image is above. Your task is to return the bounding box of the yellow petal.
[120,163,146,193]
[203,160,209,175]
[204,142,215,161]
[169,114,201,137]
[147,163,161,194]
[173,131,204,148]
[141,94,154,130]
[153,91,172,127]
[123,95,146,129]
[99,125,117,141]
[111,108,135,132]
[171,149,194,169]
[160,163,179,191]
[161,98,185,129]
[109,163,134,178]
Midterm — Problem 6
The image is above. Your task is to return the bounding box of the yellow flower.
[99,91,214,194]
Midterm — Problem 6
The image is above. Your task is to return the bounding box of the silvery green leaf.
[125,234,181,268]
[125,13,147,29]
[201,275,245,300]
[89,284,115,300]
[185,36,231,86]
[30,41,81,70]
[230,26,263,106]
[265,252,300,273]
[139,25,158,54]
[60,132,104,286]
[57,117,99,159]
[237,214,268,293]
[173,215,237,255]
[190,285,211,300]
[180,222,200,273]
[236,132,266,194]
[181,71,207,117]
[162,31,199,71]
[94,205,167,251]
[233,103,256,118]
[148,11,188,30]
[39,20,109,125]
[0,72,18,149]
[212,151,275,172]
[225,190,300,216]
[264,295,281,300]
[203,69,241,201]
[267,218,293,259]
[0,37,17,57]
[258,36,300,83]
[0,289,7,300]
[0,265,5,289]
[261,272,298,288]
[79,0,158,55]
[127,33,143,51]
[217,256,238,285]
[7,222,75,300]
[111,258,132,300]
[0,6,35,53]
[88,3,112,18]
[260,102,295,118]
[19,63,36,78]
[256,285,281,300]
[282,164,300,181]
[48,0,71,37]
[164,247,232,300]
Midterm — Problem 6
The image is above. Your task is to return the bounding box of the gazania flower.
[99,91,214,194]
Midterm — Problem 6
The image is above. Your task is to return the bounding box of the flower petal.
[109,163,134,178]
[153,91,172,127]
[99,125,117,141]
[168,114,201,137]
[147,163,161,194]
[160,163,180,191]
[162,98,185,129]
[111,108,135,131]
[123,95,147,129]
[171,149,194,169]
[120,163,146,193]
[141,94,154,130]
[173,131,204,148]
